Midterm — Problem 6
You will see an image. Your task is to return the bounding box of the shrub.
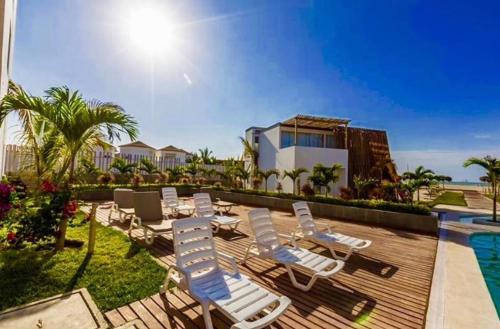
[215,188,431,215]
[131,173,143,187]
[97,172,114,185]
[339,187,353,200]
[301,183,315,196]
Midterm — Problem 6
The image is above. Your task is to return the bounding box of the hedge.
[70,183,204,193]
[213,188,432,216]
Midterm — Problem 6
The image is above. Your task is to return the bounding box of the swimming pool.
[470,233,500,317]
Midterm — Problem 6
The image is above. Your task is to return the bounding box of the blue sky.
[9,0,500,181]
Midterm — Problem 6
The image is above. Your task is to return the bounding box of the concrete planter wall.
[206,189,438,235]
[76,186,202,201]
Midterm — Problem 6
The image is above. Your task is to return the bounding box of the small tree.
[110,157,137,183]
[256,169,280,192]
[402,166,435,202]
[138,158,159,175]
[464,156,500,222]
[353,175,378,199]
[283,168,308,195]
[165,166,184,183]
[184,163,199,182]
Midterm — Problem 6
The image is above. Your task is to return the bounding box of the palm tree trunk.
[493,181,497,222]
[417,188,420,202]
[55,218,68,251]
[292,179,296,195]
[264,178,268,193]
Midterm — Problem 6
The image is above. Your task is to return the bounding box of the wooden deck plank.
[92,201,437,329]
[105,309,126,327]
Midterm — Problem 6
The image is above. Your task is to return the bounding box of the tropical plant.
[301,183,315,196]
[165,166,184,183]
[256,168,280,192]
[239,136,259,177]
[353,175,378,199]
[234,165,251,189]
[199,167,217,180]
[184,163,199,181]
[464,156,500,222]
[433,175,452,189]
[308,163,343,197]
[138,158,159,175]
[186,153,201,164]
[198,147,216,164]
[283,168,308,195]
[110,157,136,175]
[0,83,138,184]
[402,166,435,202]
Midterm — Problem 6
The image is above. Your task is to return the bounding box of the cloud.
[392,148,500,181]
[471,133,494,139]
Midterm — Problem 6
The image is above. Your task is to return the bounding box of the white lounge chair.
[161,187,195,217]
[129,191,173,245]
[292,202,372,261]
[161,217,291,329]
[193,193,241,233]
[108,188,134,223]
[243,208,344,292]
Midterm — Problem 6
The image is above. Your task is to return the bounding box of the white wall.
[0,0,16,176]
[119,146,156,158]
[156,150,186,162]
[257,125,348,195]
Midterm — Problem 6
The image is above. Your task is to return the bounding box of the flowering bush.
[1,179,81,248]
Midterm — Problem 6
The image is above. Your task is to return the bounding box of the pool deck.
[92,201,438,329]
[426,219,499,329]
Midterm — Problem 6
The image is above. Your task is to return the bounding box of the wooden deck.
[96,201,437,329]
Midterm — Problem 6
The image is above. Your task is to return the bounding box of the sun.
[126,6,176,56]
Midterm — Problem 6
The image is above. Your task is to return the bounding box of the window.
[297,133,324,147]
[281,131,294,148]
[325,135,339,148]
[281,131,325,148]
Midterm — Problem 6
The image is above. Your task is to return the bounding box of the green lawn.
[428,191,467,207]
[0,221,166,312]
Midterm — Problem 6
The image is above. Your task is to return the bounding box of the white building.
[246,115,351,195]
[118,141,156,159]
[0,0,17,176]
[156,145,189,163]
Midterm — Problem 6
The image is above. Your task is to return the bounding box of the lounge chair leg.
[241,245,252,264]
[201,302,214,329]
[231,222,240,232]
[328,246,352,261]
[212,223,220,233]
[285,265,317,292]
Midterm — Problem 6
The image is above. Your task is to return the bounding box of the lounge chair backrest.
[114,188,134,208]
[248,208,281,254]
[162,187,179,208]
[292,202,317,236]
[193,193,215,217]
[172,217,219,278]
[133,191,163,222]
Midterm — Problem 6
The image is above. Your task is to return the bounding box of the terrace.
[95,200,437,329]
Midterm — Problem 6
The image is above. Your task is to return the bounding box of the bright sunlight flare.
[126,6,177,56]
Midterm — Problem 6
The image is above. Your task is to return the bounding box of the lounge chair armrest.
[277,233,297,247]
[132,215,142,226]
[232,296,291,329]
[217,251,240,274]
[316,222,332,233]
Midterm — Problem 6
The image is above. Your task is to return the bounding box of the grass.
[0,220,166,312]
[428,191,467,207]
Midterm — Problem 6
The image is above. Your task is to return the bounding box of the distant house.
[118,141,156,159]
[156,145,189,163]
[246,114,392,195]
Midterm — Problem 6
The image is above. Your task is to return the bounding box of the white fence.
[3,145,225,174]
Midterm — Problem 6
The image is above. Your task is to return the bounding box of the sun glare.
[126,7,176,56]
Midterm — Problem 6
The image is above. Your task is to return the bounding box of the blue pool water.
[470,233,500,317]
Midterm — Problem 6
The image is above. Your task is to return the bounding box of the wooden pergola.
[281,114,351,148]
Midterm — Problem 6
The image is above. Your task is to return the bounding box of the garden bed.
[0,220,166,312]
[206,188,438,235]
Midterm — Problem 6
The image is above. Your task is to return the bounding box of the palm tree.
[464,156,500,222]
[239,136,259,176]
[198,147,216,164]
[184,162,199,181]
[0,83,138,251]
[165,166,184,183]
[138,158,159,175]
[402,165,435,202]
[234,165,251,189]
[256,168,280,192]
[0,83,138,183]
[110,157,137,175]
[283,168,308,195]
